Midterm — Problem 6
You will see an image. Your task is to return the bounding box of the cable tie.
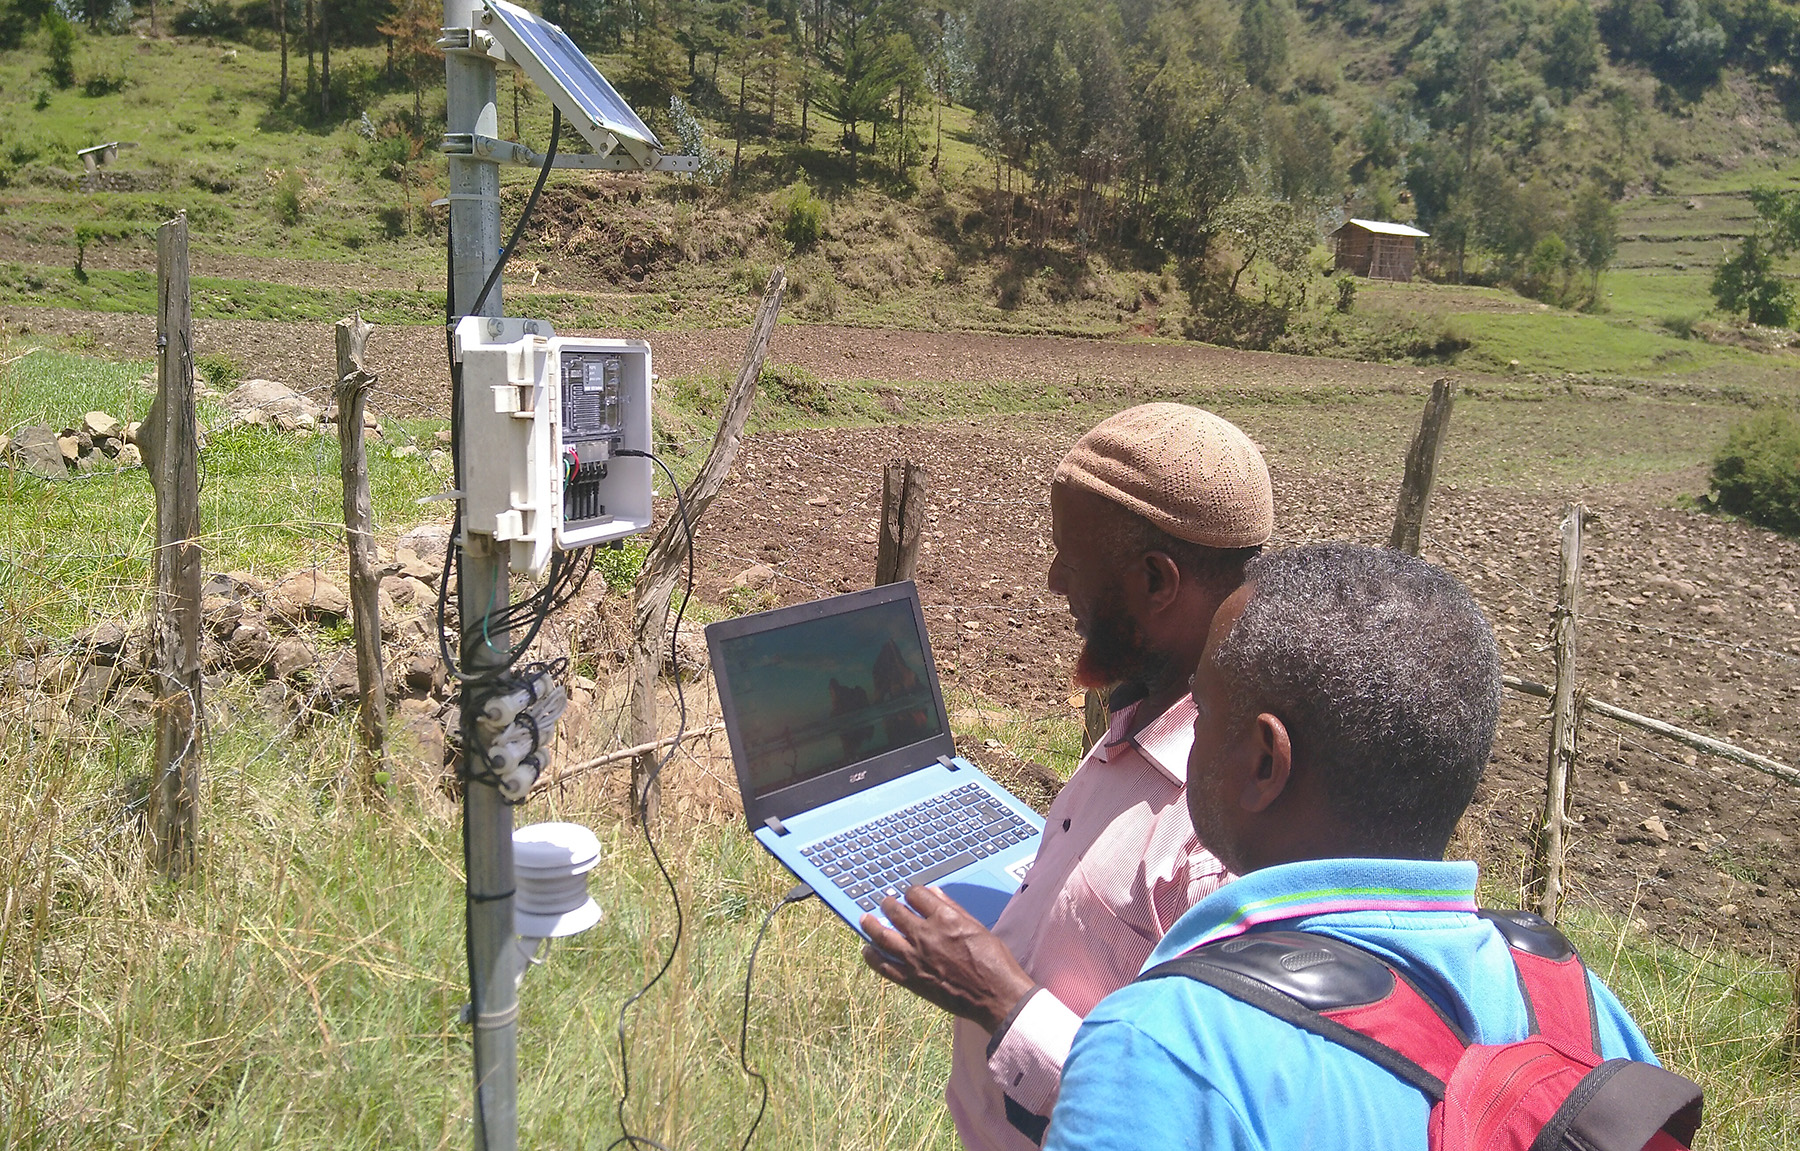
[474,1003,520,1030]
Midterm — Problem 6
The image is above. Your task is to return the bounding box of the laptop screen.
[713,592,948,802]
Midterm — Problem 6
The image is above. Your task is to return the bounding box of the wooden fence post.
[875,459,927,586]
[1083,689,1108,752]
[1388,377,1456,556]
[335,313,386,775]
[631,268,787,819]
[1533,504,1584,923]
[144,212,203,878]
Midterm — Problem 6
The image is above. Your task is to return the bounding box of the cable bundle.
[462,658,569,803]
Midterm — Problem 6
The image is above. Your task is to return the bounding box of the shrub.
[173,0,239,36]
[272,168,305,225]
[42,11,77,90]
[1709,408,1800,533]
[195,352,242,390]
[775,182,826,251]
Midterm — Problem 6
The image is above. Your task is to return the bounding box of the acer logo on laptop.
[850,770,867,783]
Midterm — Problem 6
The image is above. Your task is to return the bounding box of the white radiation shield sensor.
[513,821,603,938]
[454,316,655,578]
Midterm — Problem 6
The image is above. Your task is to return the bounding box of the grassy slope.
[4,29,1799,394]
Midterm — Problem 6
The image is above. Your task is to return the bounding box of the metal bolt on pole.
[443,0,517,1145]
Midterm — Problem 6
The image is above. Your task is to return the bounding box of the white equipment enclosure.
[454,316,654,579]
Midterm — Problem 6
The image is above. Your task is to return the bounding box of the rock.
[733,563,776,590]
[82,411,121,440]
[1639,816,1670,843]
[72,450,108,475]
[80,620,130,665]
[381,574,419,607]
[202,593,245,637]
[113,444,142,469]
[269,572,349,625]
[224,379,323,433]
[1718,903,1738,916]
[664,622,707,680]
[392,444,419,459]
[226,619,274,670]
[434,428,453,444]
[269,638,316,679]
[405,653,446,694]
[1615,780,1630,796]
[322,655,360,702]
[57,434,82,463]
[6,426,68,478]
[124,420,143,445]
[394,547,438,582]
[71,662,120,717]
[390,698,449,791]
[398,523,453,564]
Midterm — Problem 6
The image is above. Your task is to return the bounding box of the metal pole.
[444,0,516,1145]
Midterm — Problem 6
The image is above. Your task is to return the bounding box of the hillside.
[1,0,1798,388]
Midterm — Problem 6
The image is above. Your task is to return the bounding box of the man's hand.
[860,884,1037,1033]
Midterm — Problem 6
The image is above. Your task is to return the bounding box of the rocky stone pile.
[1,410,143,478]
[3,520,466,785]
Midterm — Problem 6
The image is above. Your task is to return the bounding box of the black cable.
[467,106,561,321]
[605,450,696,1151]
[738,883,815,1151]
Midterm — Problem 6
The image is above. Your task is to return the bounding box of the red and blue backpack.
[1136,910,1702,1151]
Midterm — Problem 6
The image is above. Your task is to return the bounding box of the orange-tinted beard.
[1072,590,1156,690]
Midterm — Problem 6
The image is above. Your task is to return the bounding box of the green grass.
[1,348,450,637]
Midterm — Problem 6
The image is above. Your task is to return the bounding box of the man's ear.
[1239,713,1293,814]
[1142,550,1182,610]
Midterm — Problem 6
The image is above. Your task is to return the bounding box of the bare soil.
[0,305,1450,416]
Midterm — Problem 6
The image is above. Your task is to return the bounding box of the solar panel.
[482,0,662,161]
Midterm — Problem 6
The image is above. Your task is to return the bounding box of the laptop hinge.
[938,755,960,771]
[764,815,791,837]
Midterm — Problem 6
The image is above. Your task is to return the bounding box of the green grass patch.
[1449,311,1757,378]
[2,349,449,637]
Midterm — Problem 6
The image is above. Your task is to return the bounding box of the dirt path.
[3,305,1451,415]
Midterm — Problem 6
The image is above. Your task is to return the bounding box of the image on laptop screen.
[716,596,946,799]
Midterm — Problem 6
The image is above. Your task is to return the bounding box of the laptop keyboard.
[799,783,1037,913]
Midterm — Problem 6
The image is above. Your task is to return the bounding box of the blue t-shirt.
[1043,859,1659,1151]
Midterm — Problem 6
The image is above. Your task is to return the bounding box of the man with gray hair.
[1042,543,1664,1151]
[860,403,1274,1150]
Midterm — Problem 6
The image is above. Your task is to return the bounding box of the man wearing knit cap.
[862,403,1274,1150]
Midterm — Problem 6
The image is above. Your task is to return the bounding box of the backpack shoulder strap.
[1138,930,1465,1099]
[1479,910,1600,1055]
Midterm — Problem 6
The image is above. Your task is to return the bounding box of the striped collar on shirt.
[1096,693,1197,785]
[1143,858,1481,969]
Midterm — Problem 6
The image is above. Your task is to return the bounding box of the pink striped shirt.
[946,694,1231,1150]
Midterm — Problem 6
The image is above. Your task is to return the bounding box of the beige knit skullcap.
[1054,403,1273,548]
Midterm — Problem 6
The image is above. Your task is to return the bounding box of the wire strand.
[606,450,696,1151]
[738,883,814,1151]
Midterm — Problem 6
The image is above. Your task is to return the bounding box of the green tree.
[1567,182,1618,283]
[1237,0,1289,92]
[1710,234,1795,326]
[1266,97,1338,206]
[825,37,901,177]
[41,9,76,90]
[1540,0,1599,95]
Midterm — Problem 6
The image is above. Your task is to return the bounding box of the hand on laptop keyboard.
[859,884,1036,1034]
